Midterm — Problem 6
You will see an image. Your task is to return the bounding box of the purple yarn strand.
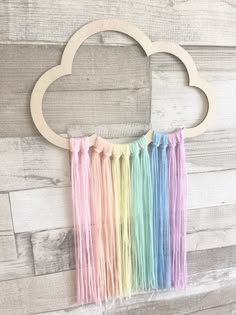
[168,130,187,289]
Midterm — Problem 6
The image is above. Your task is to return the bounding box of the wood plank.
[187,246,236,275]
[0,44,150,137]
[0,127,234,193]
[17,205,236,276]
[10,187,73,233]
[2,1,236,46]
[0,136,70,192]
[0,236,17,262]
[151,47,236,72]
[187,204,236,252]
[31,228,75,276]
[1,268,236,315]
[43,88,150,132]
[10,169,236,233]
[31,226,236,277]
[0,1,8,42]
[1,68,236,137]
[184,302,236,315]
[35,306,104,315]
[0,233,34,281]
[104,268,236,315]
[68,123,151,139]
[0,194,17,261]
[0,89,150,138]
[188,228,236,252]
[0,194,13,233]
[2,128,234,193]
[0,270,76,315]
[187,170,236,210]
[0,45,234,95]
[151,70,236,133]
[35,302,236,315]
[185,130,236,173]
[188,204,236,233]
[1,44,236,137]
[0,44,149,92]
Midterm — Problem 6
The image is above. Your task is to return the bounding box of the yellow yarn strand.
[112,144,132,297]
[112,145,122,296]
[120,145,132,295]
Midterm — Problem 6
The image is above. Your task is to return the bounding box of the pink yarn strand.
[70,137,96,304]
[70,139,82,302]
[90,139,106,302]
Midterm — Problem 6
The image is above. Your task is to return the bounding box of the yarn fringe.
[69,131,187,304]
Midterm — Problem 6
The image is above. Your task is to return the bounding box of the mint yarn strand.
[138,136,154,289]
[130,141,145,290]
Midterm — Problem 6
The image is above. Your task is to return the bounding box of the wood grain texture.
[0,194,17,262]
[35,302,236,315]
[151,47,236,72]
[104,268,236,315]
[187,204,236,251]
[9,169,236,233]
[188,204,236,233]
[185,130,236,173]
[0,45,149,92]
[0,44,234,95]
[2,1,236,46]
[0,136,70,192]
[0,270,76,315]
[151,70,236,133]
[0,44,150,137]
[188,170,236,210]
[68,123,151,139]
[184,302,236,315]
[1,268,235,315]
[0,89,150,137]
[2,67,236,137]
[1,2,236,313]
[187,246,236,275]
[1,44,236,137]
[188,227,236,252]
[1,128,235,192]
[31,226,236,277]
[10,187,73,233]
[0,233,34,281]
[35,306,104,315]
[31,228,75,276]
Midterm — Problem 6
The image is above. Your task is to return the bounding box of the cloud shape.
[31,19,215,150]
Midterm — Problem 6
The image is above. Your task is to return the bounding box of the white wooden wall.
[0,1,236,314]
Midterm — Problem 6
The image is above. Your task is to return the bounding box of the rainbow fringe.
[70,130,187,305]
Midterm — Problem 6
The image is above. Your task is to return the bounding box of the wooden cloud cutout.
[30,19,216,150]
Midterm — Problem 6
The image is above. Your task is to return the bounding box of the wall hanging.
[30,19,216,305]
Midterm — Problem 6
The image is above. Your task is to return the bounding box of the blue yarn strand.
[150,131,171,289]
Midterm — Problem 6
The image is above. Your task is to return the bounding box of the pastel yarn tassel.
[90,138,106,302]
[139,136,154,289]
[112,144,132,296]
[168,130,187,288]
[99,137,117,298]
[69,130,187,305]
[112,145,123,296]
[130,141,146,290]
[70,138,96,304]
[150,132,171,289]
